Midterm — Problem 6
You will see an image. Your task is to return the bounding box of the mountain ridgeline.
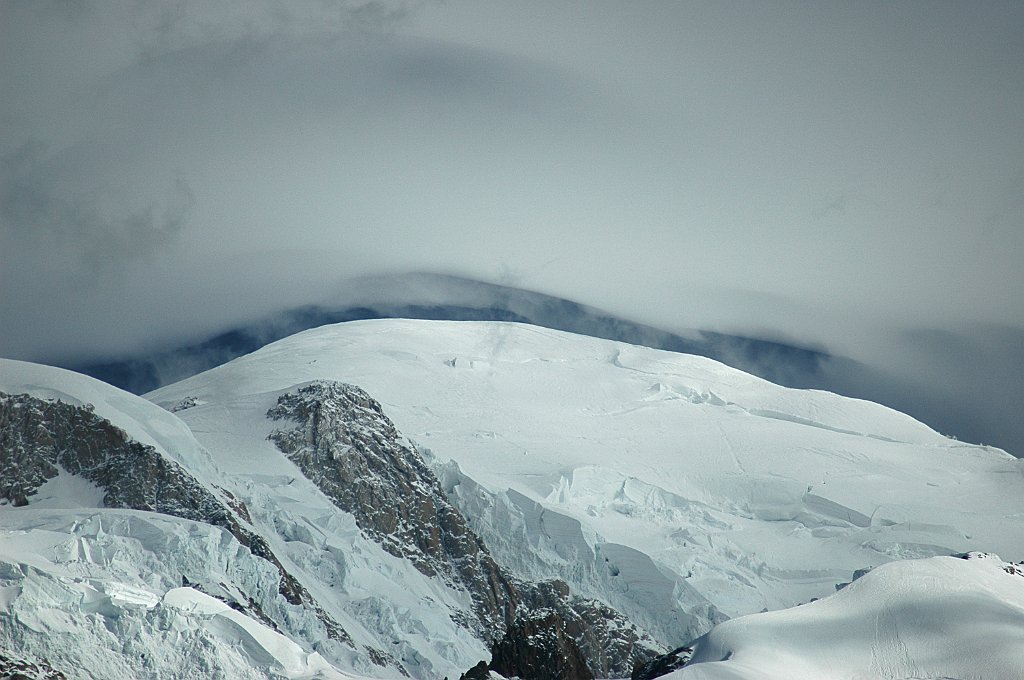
[72,275,831,396]
[73,272,1020,456]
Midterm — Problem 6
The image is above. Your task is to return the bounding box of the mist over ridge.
[66,272,1020,458]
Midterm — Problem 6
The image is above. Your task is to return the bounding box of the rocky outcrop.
[267,381,519,636]
[458,660,492,680]
[630,645,694,680]
[0,391,353,647]
[519,580,661,679]
[0,651,66,680]
[267,382,663,677]
[457,582,662,679]
[0,392,228,522]
[488,609,594,680]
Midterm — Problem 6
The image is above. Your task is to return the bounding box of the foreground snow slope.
[0,510,363,680]
[1,359,497,679]
[148,320,1024,625]
[672,552,1024,680]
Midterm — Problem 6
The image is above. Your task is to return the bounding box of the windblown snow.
[2,319,1023,679]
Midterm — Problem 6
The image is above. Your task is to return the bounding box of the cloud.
[2,141,195,280]
[820,323,1024,455]
[1,1,1023,453]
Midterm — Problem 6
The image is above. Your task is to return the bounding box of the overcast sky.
[2,1,1023,452]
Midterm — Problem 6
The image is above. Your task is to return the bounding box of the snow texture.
[671,552,1024,679]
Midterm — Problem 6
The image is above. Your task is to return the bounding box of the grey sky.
[2,1,1023,450]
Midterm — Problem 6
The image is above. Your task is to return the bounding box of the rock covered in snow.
[0,388,360,677]
[266,381,518,637]
[1,392,234,525]
[265,381,662,676]
[631,645,693,680]
[0,651,67,680]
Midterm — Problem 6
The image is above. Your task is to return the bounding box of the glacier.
[149,320,1024,614]
[2,319,1023,679]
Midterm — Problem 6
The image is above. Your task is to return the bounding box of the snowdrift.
[673,552,1024,679]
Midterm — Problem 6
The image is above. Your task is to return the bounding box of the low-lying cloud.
[2,1,1022,453]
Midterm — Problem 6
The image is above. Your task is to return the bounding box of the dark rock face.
[267,382,664,677]
[519,580,662,680]
[0,392,226,521]
[458,660,491,680]
[0,391,353,646]
[267,381,519,636]
[489,609,594,680]
[631,645,694,680]
[459,580,662,680]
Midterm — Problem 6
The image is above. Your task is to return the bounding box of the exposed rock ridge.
[2,392,229,521]
[266,381,662,677]
[0,391,354,648]
[267,381,519,637]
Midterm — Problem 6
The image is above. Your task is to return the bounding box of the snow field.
[672,553,1024,679]
[148,320,1024,622]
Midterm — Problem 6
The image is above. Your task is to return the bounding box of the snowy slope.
[1,359,498,679]
[147,319,1024,632]
[671,552,1024,679]
[0,510,363,680]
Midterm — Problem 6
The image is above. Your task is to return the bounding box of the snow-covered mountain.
[73,273,832,396]
[67,273,1019,458]
[670,552,1024,679]
[3,319,1024,679]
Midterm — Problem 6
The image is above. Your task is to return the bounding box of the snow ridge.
[672,553,1024,679]
[0,390,383,678]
